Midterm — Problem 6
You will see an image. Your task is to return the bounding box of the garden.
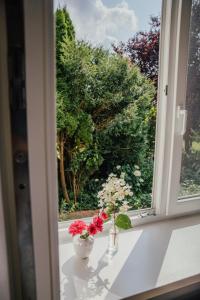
[56,4,200,221]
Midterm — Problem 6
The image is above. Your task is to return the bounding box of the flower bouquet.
[68,212,108,259]
[97,172,133,253]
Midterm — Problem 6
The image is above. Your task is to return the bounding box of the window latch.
[176,106,187,135]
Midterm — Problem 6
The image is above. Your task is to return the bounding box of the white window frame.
[20,0,200,297]
[24,0,60,299]
[153,0,200,216]
[152,0,173,216]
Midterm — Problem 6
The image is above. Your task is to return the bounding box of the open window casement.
[154,0,200,216]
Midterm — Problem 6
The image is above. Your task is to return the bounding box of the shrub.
[56,8,156,213]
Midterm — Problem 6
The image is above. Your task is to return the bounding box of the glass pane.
[179,0,200,198]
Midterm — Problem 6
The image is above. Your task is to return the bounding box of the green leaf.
[115,214,132,230]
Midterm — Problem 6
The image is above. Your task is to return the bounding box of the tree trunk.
[72,173,77,205]
[59,132,70,203]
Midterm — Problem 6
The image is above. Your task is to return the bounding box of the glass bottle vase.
[108,216,119,254]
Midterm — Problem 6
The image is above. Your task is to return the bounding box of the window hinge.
[176,106,187,135]
[164,84,168,96]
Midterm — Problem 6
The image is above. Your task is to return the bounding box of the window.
[154,0,200,215]
[56,0,162,221]
[1,0,200,299]
[22,0,200,232]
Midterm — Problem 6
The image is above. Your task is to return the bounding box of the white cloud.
[62,0,138,49]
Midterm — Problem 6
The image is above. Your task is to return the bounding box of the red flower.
[93,216,103,232]
[87,223,98,235]
[68,220,87,236]
[100,211,108,220]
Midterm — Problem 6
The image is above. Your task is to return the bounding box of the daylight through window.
[56,0,162,221]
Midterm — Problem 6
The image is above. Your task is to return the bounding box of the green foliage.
[56,8,75,71]
[115,214,132,229]
[56,8,156,212]
[56,8,75,41]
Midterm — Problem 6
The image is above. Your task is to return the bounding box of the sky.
[55,0,162,49]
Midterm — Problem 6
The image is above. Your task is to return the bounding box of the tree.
[56,7,75,65]
[112,16,160,153]
[56,9,155,208]
[56,8,76,203]
[113,16,160,88]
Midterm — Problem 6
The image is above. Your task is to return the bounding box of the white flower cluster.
[97,173,133,211]
[133,165,141,177]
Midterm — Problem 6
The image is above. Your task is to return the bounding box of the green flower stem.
[112,203,117,246]
[80,232,89,239]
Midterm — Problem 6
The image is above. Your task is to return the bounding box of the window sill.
[59,213,200,299]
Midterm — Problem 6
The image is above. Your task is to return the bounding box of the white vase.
[73,236,94,259]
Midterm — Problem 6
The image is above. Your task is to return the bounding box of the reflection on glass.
[179,0,200,198]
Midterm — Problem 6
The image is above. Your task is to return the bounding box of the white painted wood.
[23,0,60,299]
[164,0,184,215]
[22,0,199,297]
[153,0,172,215]
[154,0,183,215]
[165,0,200,215]
[154,0,199,216]
[59,214,200,300]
